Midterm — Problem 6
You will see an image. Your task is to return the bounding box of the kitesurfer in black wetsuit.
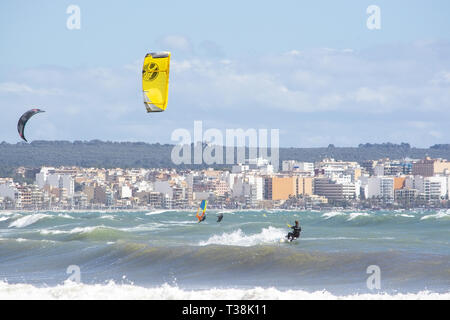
[286,220,301,241]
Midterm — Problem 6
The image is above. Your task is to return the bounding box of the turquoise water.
[0,209,449,299]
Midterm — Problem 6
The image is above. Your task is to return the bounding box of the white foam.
[99,215,116,220]
[0,216,10,222]
[69,226,109,234]
[40,225,112,235]
[217,210,235,215]
[322,211,346,219]
[145,210,167,216]
[161,220,197,225]
[198,227,285,247]
[395,214,415,218]
[0,211,16,216]
[40,229,70,235]
[8,214,51,228]
[0,281,448,300]
[57,214,74,219]
[347,212,370,221]
[121,223,166,232]
[420,211,450,220]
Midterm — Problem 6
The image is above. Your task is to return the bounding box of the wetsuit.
[287,225,301,241]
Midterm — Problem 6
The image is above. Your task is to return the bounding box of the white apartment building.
[153,181,173,198]
[406,175,448,200]
[231,164,250,174]
[36,168,74,197]
[120,185,132,199]
[365,176,394,203]
[282,161,314,175]
[230,174,264,201]
[0,182,19,203]
[134,181,153,193]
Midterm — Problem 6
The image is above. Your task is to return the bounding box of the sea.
[0,208,449,299]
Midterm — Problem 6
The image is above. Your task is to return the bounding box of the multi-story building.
[281,161,314,175]
[148,192,164,208]
[365,176,395,204]
[314,176,358,201]
[405,175,448,201]
[313,178,344,201]
[36,168,75,198]
[73,192,88,208]
[395,188,419,206]
[264,176,297,200]
[297,177,314,196]
[413,157,450,177]
[0,181,19,207]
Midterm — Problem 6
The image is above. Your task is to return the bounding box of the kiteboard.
[279,237,300,244]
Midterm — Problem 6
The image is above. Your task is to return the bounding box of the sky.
[0,0,449,147]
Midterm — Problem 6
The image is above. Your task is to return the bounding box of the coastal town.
[0,157,449,211]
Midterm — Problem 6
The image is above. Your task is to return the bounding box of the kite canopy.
[17,109,45,142]
[142,52,170,113]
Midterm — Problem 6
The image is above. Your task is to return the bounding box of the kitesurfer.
[196,200,207,223]
[286,220,301,242]
[217,212,223,223]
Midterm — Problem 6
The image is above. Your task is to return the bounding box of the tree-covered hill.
[0,141,449,173]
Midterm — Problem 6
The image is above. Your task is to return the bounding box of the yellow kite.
[142,52,170,112]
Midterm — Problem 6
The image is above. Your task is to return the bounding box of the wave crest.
[199,227,285,246]
[8,214,51,228]
[421,211,450,220]
[0,281,448,300]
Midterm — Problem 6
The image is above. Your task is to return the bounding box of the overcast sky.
[0,0,449,147]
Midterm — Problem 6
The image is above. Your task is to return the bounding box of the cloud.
[171,43,450,116]
[431,71,450,85]
[0,82,63,96]
[0,41,449,147]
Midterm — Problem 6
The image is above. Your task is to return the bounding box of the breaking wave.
[347,212,370,221]
[39,225,131,241]
[198,227,285,246]
[8,214,51,228]
[0,281,448,300]
[322,211,346,219]
[319,210,450,226]
[420,211,450,221]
